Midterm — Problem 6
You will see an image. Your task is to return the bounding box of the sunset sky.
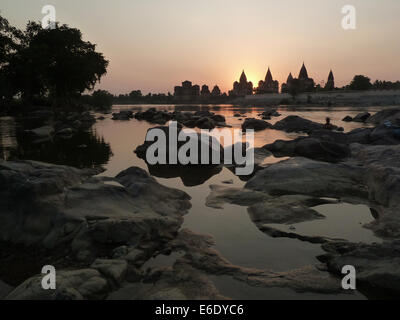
[1,0,400,94]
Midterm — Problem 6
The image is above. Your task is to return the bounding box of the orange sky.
[2,0,400,94]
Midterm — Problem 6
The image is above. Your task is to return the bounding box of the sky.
[1,0,400,94]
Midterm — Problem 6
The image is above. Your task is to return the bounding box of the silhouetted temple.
[201,85,211,97]
[256,68,279,94]
[211,85,221,96]
[174,81,200,101]
[281,63,315,93]
[229,71,253,97]
[324,70,335,91]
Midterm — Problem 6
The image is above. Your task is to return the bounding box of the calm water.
[0,104,384,299]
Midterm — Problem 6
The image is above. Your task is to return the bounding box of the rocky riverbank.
[1,107,400,299]
[205,108,400,294]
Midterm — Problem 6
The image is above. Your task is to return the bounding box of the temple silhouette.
[281,63,316,93]
[229,71,253,97]
[256,68,279,94]
[173,64,335,100]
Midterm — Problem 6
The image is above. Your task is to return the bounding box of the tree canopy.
[0,14,108,107]
[349,75,372,91]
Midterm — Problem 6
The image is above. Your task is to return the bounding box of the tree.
[91,90,113,110]
[349,75,372,91]
[0,14,24,102]
[7,20,108,106]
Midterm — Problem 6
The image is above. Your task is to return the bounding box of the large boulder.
[264,137,351,162]
[112,110,134,121]
[320,241,400,294]
[367,108,400,125]
[352,112,371,123]
[273,116,342,134]
[242,118,272,131]
[134,124,225,186]
[245,157,368,200]
[6,269,109,300]
[0,160,191,261]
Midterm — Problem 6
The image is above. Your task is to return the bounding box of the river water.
[0,104,385,299]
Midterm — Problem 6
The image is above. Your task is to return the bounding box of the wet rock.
[0,160,191,262]
[367,107,400,125]
[273,116,342,134]
[321,241,400,293]
[195,117,216,129]
[261,109,281,120]
[264,137,351,162]
[206,185,270,209]
[245,157,368,200]
[91,259,128,285]
[352,112,371,123]
[25,125,54,139]
[342,116,353,122]
[0,280,13,299]
[242,118,272,131]
[135,124,225,186]
[112,110,134,121]
[55,127,74,137]
[248,195,329,225]
[6,269,109,300]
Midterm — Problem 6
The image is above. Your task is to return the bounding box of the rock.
[261,109,281,119]
[242,118,272,131]
[352,112,371,123]
[206,185,270,209]
[0,280,13,299]
[91,259,128,285]
[248,195,329,225]
[195,117,216,130]
[0,160,191,261]
[245,157,368,200]
[273,116,341,134]
[112,110,134,121]
[234,113,241,117]
[134,124,224,186]
[25,125,54,139]
[264,137,351,162]
[55,128,74,136]
[320,241,400,294]
[367,108,400,125]
[342,116,353,122]
[6,269,109,300]
[211,114,226,123]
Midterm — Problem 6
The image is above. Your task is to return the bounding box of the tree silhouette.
[1,14,109,107]
[349,75,372,91]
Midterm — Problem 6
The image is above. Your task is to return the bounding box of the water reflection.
[0,117,112,168]
[146,163,223,187]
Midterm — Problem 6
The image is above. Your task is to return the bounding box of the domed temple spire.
[328,69,334,81]
[299,62,309,80]
[240,70,247,83]
[265,67,273,83]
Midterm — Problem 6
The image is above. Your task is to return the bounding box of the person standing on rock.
[323,117,335,130]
